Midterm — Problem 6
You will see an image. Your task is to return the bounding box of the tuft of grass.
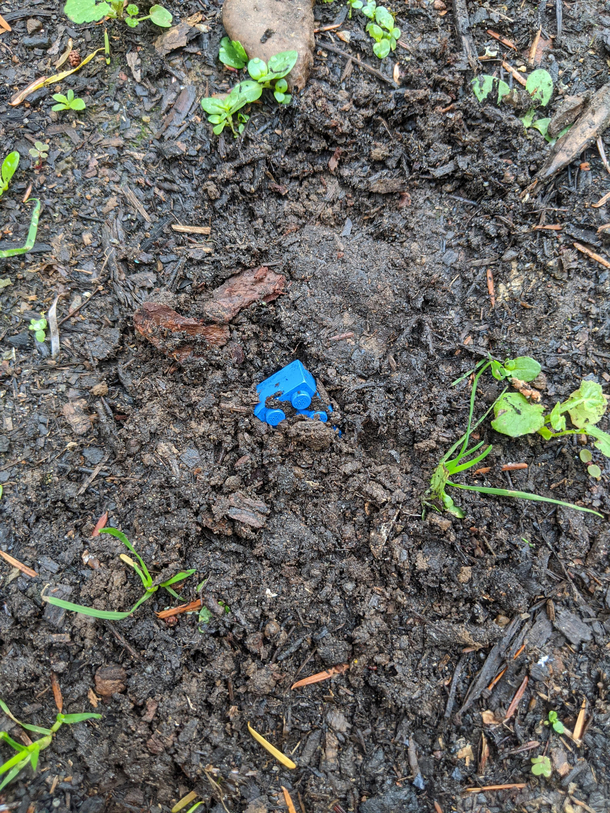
[0,698,100,790]
[42,527,195,620]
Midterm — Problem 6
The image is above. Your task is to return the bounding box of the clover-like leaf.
[64,0,113,24]
[71,97,86,110]
[201,96,230,115]
[491,392,546,437]
[472,75,495,103]
[503,356,542,382]
[126,3,139,14]
[125,15,138,26]
[219,37,247,69]
[228,80,263,112]
[373,39,391,58]
[267,50,298,79]
[531,756,552,778]
[374,6,394,29]
[586,424,610,458]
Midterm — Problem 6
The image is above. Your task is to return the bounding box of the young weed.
[42,527,195,620]
[531,755,552,778]
[218,37,248,70]
[29,314,47,343]
[426,357,605,518]
[546,710,565,734]
[0,698,100,790]
[64,0,172,28]
[0,152,19,199]
[28,141,49,167]
[52,89,86,112]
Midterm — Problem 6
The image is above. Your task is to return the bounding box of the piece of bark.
[133,302,229,363]
[202,266,286,324]
[452,0,480,73]
[222,0,315,90]
[62,399,92,435]
[538,82,610,181]
[95,665,127,696]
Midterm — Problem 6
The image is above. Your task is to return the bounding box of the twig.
[444,654,467,718]
[59,285,103,325]
[77,454,109,496]
[572,696,587,742]
[573,242,610,270]
[528,28,541,65]
[503,675,529,722]
[597,136,610,175]
[592,190,610,208]
[452,0,480,72]
[104,621,139,658]
[501,60,527,87]
[465,784,526,792]
[318,40,397,86]
[486,268,495,308]
[51,673,63,713]
[0,549,37,578]
[157,598,202,619]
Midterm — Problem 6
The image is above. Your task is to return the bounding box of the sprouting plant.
[219,37,248,69]
[361,0,377,18]
[63,0,172,28]
[0,199,41,259]
[531,755,552,778]
[426,356,604,519]
[51,89,86,112]
[347,0,363,17]
[28,141,49,165]
[29,314,47,343]
[546,710,565,734]
[472,68,556,139]
[0,152,19,199]
[0,698,101,790]
[364,5,400,59]
[245,51,298,103]
[201,81,263,136]
[42,527,196,620]
[579,448,601,480]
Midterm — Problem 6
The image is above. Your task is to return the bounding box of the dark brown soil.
[1,1,610,812]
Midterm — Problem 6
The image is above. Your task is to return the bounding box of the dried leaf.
[87,688,99,708]
[247,722,296,769]
[51,673,63,713]
[91,512,108,537]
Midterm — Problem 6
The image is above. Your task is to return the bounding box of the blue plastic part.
[254,360,330,427]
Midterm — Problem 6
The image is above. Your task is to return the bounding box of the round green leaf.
[213,123,225,135]
[71,98,86,110]
[532,117,550,138]
[125,16,138,26]
[580,449,593,463]
[267,50,298,78]
[472,75,495,103]
[274,91,285,103]
[52,103,67,111]
[201,96,227,115]
[504,356,541,382]
[392,27,401,38]
[526,69,553,107]
[275,78,288,93]
[64,0,113,24]
[126,3,139,14]
[248,58,268,81]
[588,464,601,479]
[149,4,172,26]
[35,330,46,342]
[208,114,222,124]
[491,392,546,437]
[373,39,391,59]
[375,6,394,29]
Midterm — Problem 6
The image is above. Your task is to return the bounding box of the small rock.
[26,18,43,33]
[428,513,452,532]
[95,665,127,696]
[0,436,10,453]
[23,35,50,48]
[7,331,30,348]
[223,0,314,90]
[457,566,472,584]
[90,381,108,396]
[82,447,105,466]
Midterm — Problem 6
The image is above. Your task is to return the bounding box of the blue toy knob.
[291,390,312,410]
[265,409,286,426]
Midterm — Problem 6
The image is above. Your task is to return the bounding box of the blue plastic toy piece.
[254,360,329,427]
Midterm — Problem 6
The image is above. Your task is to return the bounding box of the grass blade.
[0,755,31,790]
[447,482,603,516]
[0,699,52,735]
[99,527,152,585]
[41,596,136,620]
[160,570,196,587]
[59,713,102,724]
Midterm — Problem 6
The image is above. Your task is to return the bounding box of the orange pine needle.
[486,268,495,308]
[532,224,562,230]
[473,467,492,476]
[503,675,528,722]
[0,549,37,578]
[501,463,528,471]
[501,61,527,87]
[433,803,443,813]
[466,784,526,792]
[487,667,507,692]
[486,29,517,50]
[291,663,349,690]
[0,13,11,32]
[91,511,108,537]
[512,642,526,660]
[572,696,587,742]
[157,598,203,619]
[281,787,297,813]
[51,673,63,713]
[574,241,610,270]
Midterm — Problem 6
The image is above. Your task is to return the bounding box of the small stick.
[486,268,495,308]
[291,663,349,690]
[592,190,610,208]
[171,224,211,235]
[532,224,562,230]
[314,23,342,33]
[572,696,587,742]
[329,332,354,341]
[597,136,610,175]
[597,223,610,234]
[574,241,610,270]
[51,673,63,713]
[104,621,139,658]
[501,463,528,471]
[318,40,397,87]
[22,183,32,203]
[487,29,517,50]
[59,285,103,325]
[0,549,37,578]
[465,784,526,792]
[501,60,527,87]
[487,666,507,692]
[157,598,202,619]
[503,675,529,722]
[77,454,109,496]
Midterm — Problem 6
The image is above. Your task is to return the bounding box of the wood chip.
[171,224,211,235]
[574,242,610,269]
[291,663,349,689]
[0,549,37,578]
[503,675,528,722]
[51,673,63,713]
[123,186,151,222]
[247,722,296,769]
[501,61,527,87]
[486,268,495,308]
[592,190,610,208]
[281,787,297,813]
[0,13,12,32]
[62,399,92,435]
[87,688,100,708]
[157,598,203,619]
[572,696,587,742]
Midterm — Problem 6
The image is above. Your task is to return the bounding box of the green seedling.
[0,152,19,199]
[361,0,377,18]
[219,37,248,69]
[426,357,604,519]
[531,755,552,778]
[246,50,298,102]
[364,5,401,59]
[0,698,100,790]
[0,199,41,259]
[28,141,48,165]
[42,527,196,620]
[546,710,565,734]
[347,0,363,17]
[64,0,172,28]
[201,81,262,136]
[51,89,86,112]
[472,68,556,137]
[29,314,47,343]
